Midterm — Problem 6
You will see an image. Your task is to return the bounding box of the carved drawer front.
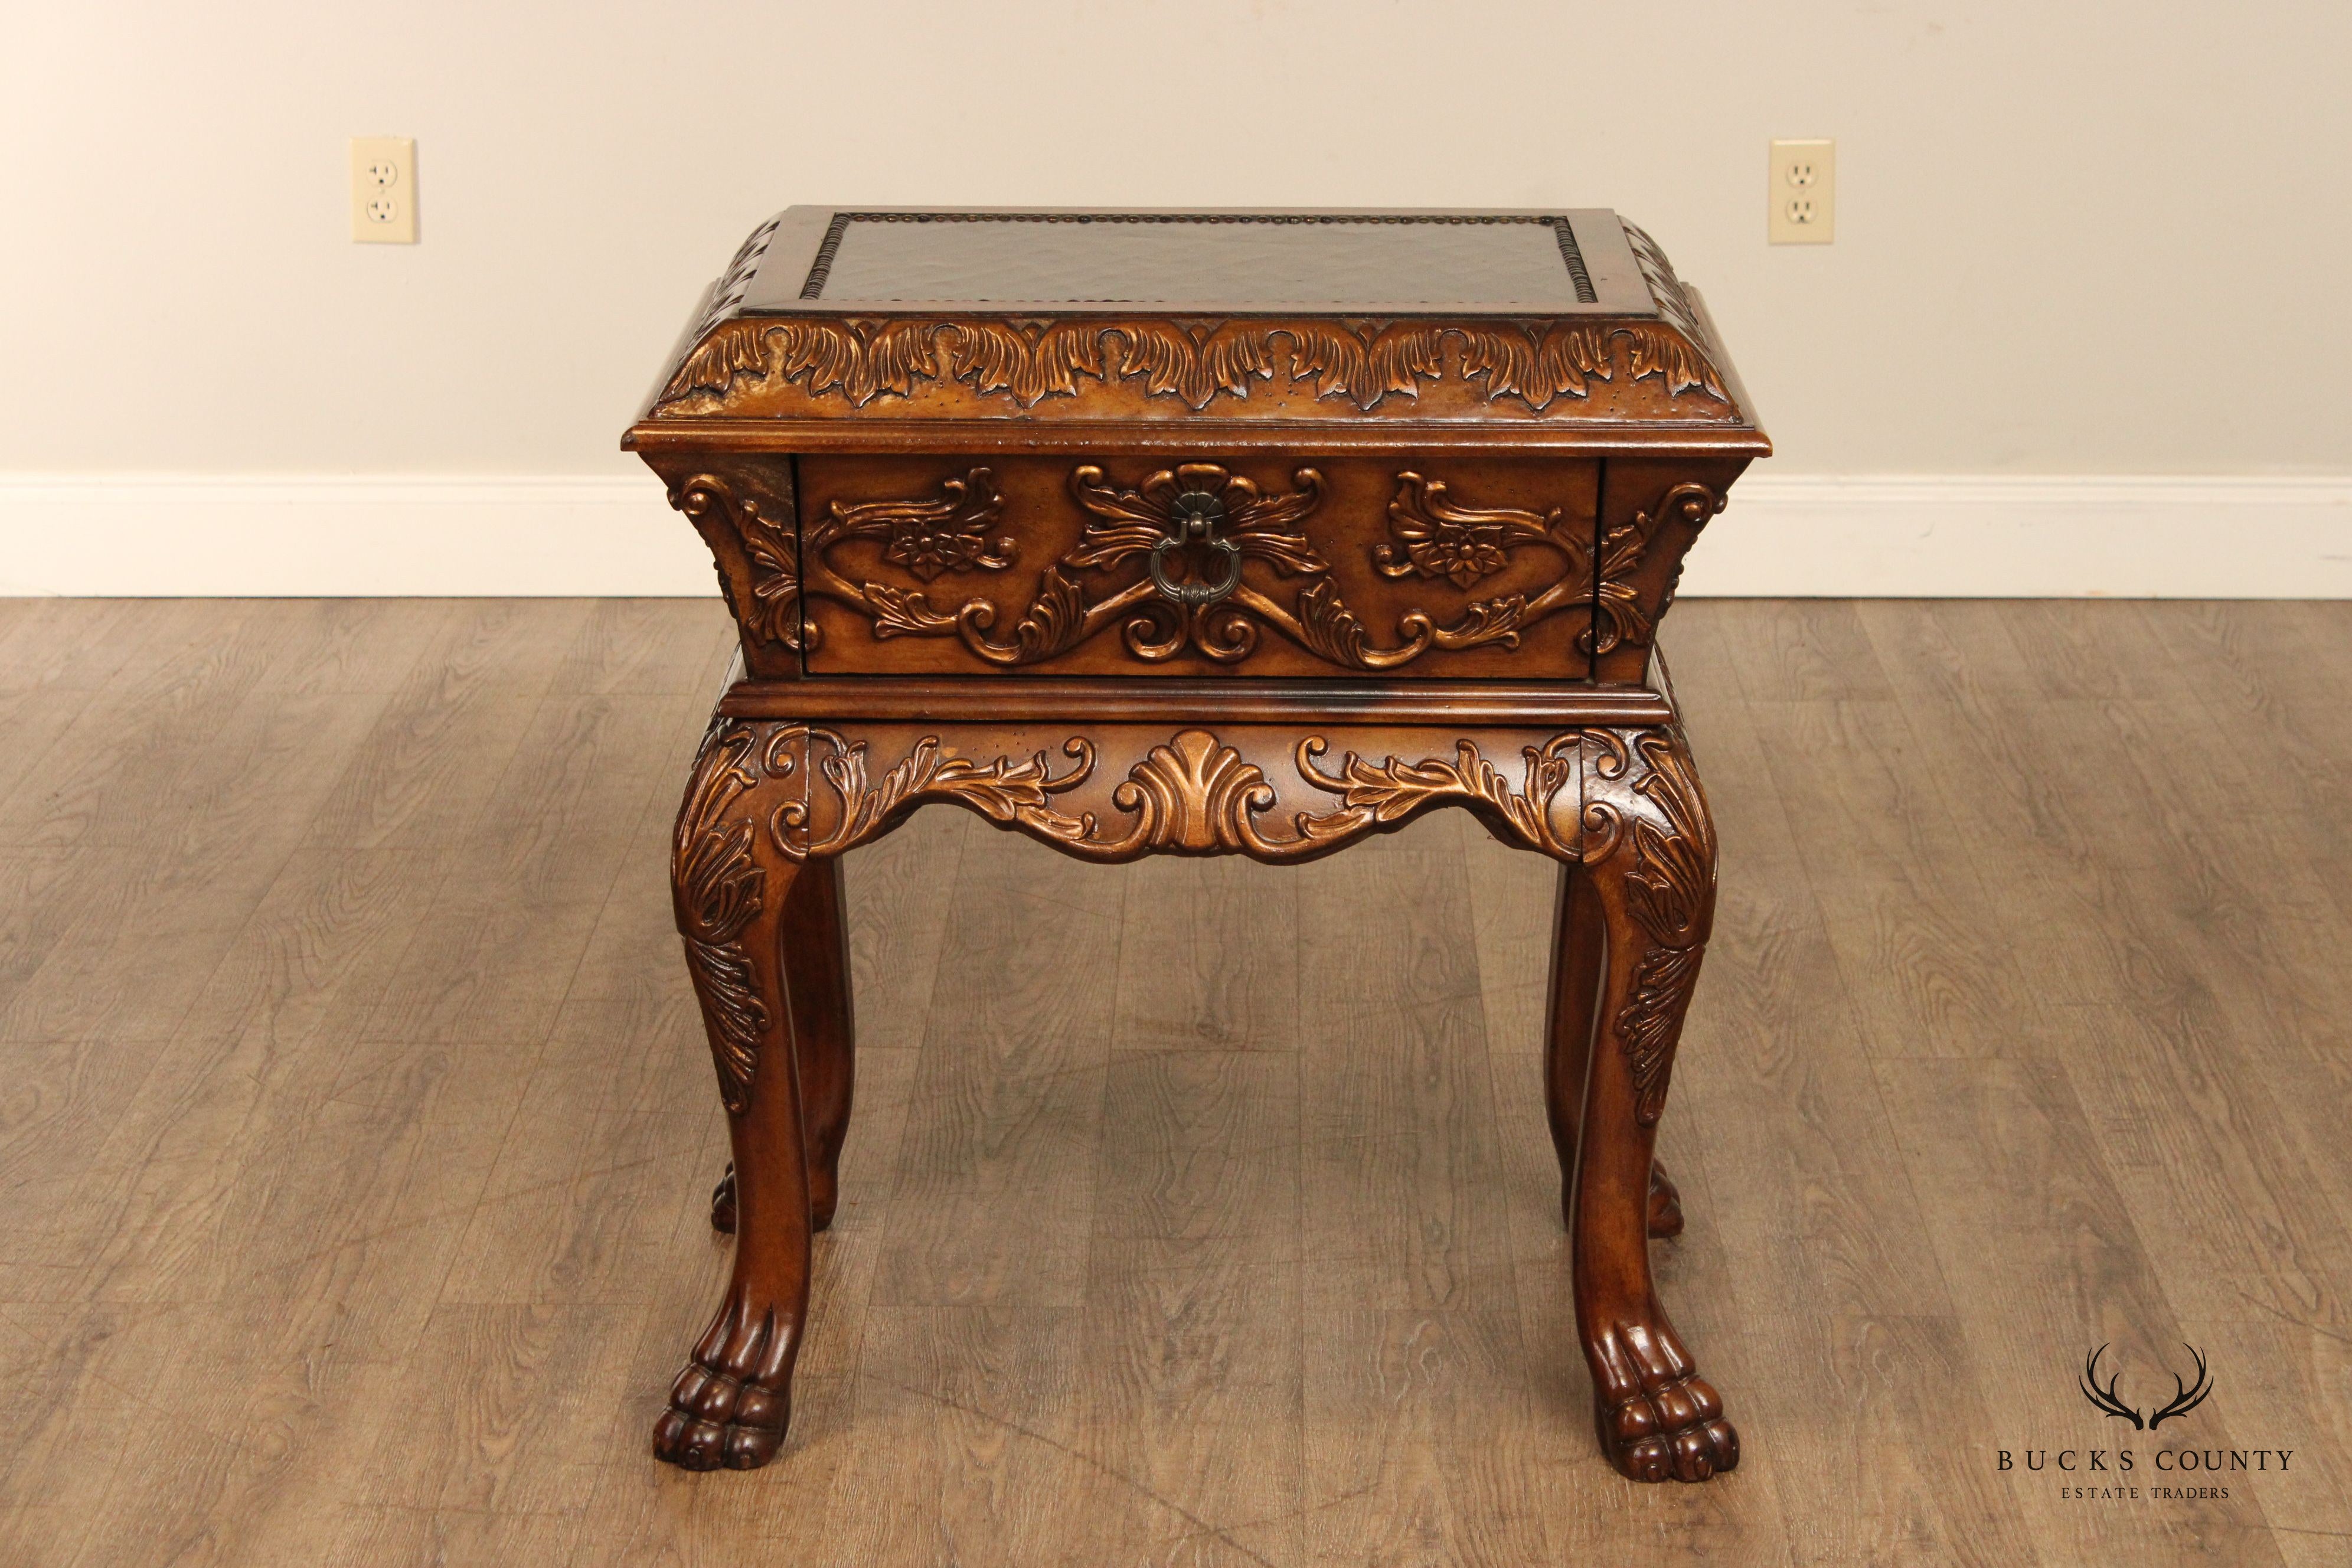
[795,455,1600,678]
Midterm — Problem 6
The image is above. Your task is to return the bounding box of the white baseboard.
[0,476,714,598]
[1682,475,2352,598]
[1,472,2346,598]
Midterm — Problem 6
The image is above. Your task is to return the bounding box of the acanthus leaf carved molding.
[653,316,1731,419]
[1620,223,1723,398]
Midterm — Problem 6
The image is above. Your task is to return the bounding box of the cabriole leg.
[783,855,855,1229]
[1567,723,1736,1483]
[655,720,813,1471]
[1543,864,1604,1231]
[1546,864,1687,1240]
[709,856,856,1235]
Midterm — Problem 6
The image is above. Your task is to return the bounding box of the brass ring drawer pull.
[1146,488,1243,606]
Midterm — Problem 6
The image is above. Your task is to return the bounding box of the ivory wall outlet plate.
[351,136,417,244]
[1768,138,1834,244]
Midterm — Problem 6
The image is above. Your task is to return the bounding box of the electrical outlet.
[351,136,417,244]
[1768,138,1834,244]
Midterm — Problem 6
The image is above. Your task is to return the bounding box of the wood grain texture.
[4,599,2350,1562]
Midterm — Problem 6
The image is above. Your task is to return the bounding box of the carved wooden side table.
[624,207,1768,1482]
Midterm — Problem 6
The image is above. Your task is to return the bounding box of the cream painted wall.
[4,1,2348,480]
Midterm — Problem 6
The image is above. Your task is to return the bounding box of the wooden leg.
[782,855,855,1230]
[1546,865,1685,1241]
[708,857,856,1237]
[1569,723,1736,1483]
[654,721,814,1471]
[1543,865,1603,1231]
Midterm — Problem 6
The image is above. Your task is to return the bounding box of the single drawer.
[796,454,1600,678]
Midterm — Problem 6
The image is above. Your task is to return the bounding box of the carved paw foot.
[651,1305,796,1471]
[1591,1321,1738,1483]
[1648,1159,1684,1239]
[710,1163,736,1234]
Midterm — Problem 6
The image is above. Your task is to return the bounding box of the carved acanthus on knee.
[1579,724,1718,1126]
[672,719,790,1113]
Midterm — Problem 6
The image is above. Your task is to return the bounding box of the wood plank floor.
[0,598,2347,1566]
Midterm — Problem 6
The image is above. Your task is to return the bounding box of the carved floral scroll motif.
[673,468,1025,656]
[1375,473,1569,589]
[1592,482,1724,655]
[756,724,1585,865]
[795,463,1599,675]
[677,464,1720,672]
[769,726,1097,857]
[1368,472,1600,661]
[654,316,1732,418]
[827,469,1014,582]
[672,475,804,652]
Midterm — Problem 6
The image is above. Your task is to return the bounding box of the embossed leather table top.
[628,205,1766,442]
[626,208,1766,1482]
[752,210,1641,309]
